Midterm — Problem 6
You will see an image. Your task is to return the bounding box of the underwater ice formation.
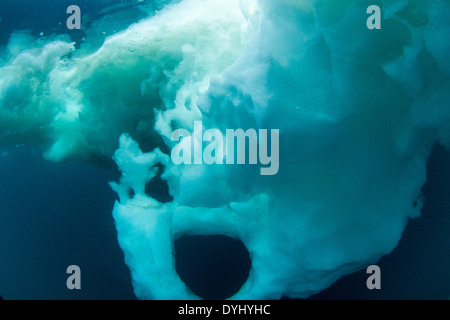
[1,0,450,299]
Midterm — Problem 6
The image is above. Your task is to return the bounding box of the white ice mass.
[1,0,450,299]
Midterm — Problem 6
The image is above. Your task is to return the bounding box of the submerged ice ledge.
[1,0,450,299]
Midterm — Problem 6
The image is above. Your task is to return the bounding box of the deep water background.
[0,0,449,300]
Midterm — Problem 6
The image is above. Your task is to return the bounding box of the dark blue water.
[0,145,135,299]
[0,0,169,47]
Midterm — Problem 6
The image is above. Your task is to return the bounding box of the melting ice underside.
[1,0,450,299]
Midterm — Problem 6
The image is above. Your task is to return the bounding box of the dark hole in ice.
[144,166,173,203]
[174,235,251,300]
